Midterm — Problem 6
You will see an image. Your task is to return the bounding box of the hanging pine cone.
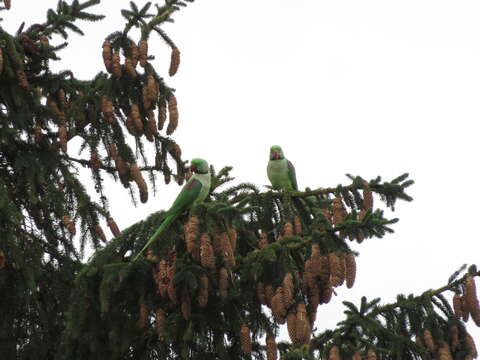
[146,75,157,103]
[34,125,44,142]
[282,272,294,308]
[227,227,237,252]
[284,222,294,237]
[220,232,235,267]
[218,267,229,301]
[166,95,179,135]
[130,163,148,203]
[181,287,191,320]
[101,96,115,124]
[107,218,120,237]
[265,284,274,308]
[465,275,480,326]
[423,329,435,352]
[332,197,347,225]
[466,332,478,358]
[102,40,112,72]
[130,104,144,133]
[112,51,122,79]
[62,215,76,236]
[271,287,287,324]
[450,324,459,351]
[169,47,180,76]
[239,323,252,354]
[266,334,277,360]
[90,153,102,169]
[345,252,356,289]
[147,110,157,137]
[200,233,215,269]
[462,295,470,322]
[16,68,30,90]
[158,260,168,297]
[138,303,148,328]
[57,88,67,110]
[296,302,310,344]
[138,40,148,67]
[452,293,463,320]
[124,57,137,78]
[352,351,362,360]
[158,99,167,130]
[155,308,166,341]
[259,232,269,248]
[167,281,178,303]
[437,342,453,360]
[286,310,297,344]
[328,345,341,360]
[0,250,5,269]
[294,215,302,235]
[197,274,209,307]
[58,125,68,153]
[256,282,267,305]
[363,181,373,209]
[94,224,106,241]
[367,349,377,360]
[130,41,139,68]
[329,252,344,287]
[320,284,333,304]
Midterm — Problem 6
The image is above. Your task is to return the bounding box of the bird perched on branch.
[133,158,211,261]
[267,145,298,191]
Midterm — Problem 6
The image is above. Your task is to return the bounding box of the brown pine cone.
[130,41,139,68]
[352,351,362,360]
[466,332,478,358]
[294,215,302,235]
[286,310,297,344]
[282,272,294,308]
[94,224,106,241]
[169,47,180,76]
[102,40,112,72]
[181,287,191,320]
[107,218,120,237]
[0,250,5,269]
[259,232,269,248]
[62,215,76,235]
[90,153,102,169]
[58,125,68,153]
[130,163,148,203]
[227,227,237,252]
[307,291,319,326]
[130,104,144,133]
[167,281,178,303]
[329,252,344,287]
[101,96,115,124]
[345,252,356,289]
[218,267,229,301]
[57,88,67,110]
[239,323,252,354]
[220,232,235,267]
[265,284,274,308]
[197,274,209,307]
[437,342,453,360]
[158,99,167,130]
[33,125,43,143]
[295,302,309,344]
[328,345,340,360]
[367,349,377,360]
[452,293,463,319]
[266,334,277,360]
[112,51,122,79]
[146,75,157,103]
[271,287,287,324]
[124,57,137,78]
[462,295,471,322]
[200,233,215,269]
[450,325,459,351]
[320,284,333,304]
[138,303,148,328]
[155,308,166,341]
[423,329,435,352]
[332,197,347,225]
[284,222,294,237]
[166,95,179,135]
[363,182,373,209]
[465,275,480,326]
[256,282,267,305]
[138,40,148,67]
[15,68,29,89]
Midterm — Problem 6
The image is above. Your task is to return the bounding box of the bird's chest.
[268,160,290,185]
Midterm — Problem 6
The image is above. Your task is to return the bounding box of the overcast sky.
[3,0,480,343]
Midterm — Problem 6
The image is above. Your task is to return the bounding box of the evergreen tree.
[1,1,479,360]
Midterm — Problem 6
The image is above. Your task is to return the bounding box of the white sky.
[4,0,480,345]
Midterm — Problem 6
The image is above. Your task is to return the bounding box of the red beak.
[190,164,197,173]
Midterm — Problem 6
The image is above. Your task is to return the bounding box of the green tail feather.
[133,214,177,262]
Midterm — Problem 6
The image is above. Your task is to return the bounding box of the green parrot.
[267,145,298,191]
[133,158,211,261]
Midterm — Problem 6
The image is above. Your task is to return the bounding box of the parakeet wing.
[167,178,203,215]
[287,160,298,191]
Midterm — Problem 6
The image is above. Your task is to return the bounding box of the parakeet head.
[269,145,285,160]
[190,158,209,174]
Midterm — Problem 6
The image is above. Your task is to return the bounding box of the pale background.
[3,0,480,343]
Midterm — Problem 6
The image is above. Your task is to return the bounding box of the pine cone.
[363,182,373,209]
[332,197,347,225]
[197,274,209,307]
[462,295,470,322]
[294,215,302,235]
[265,284,274,308]
[130,163,148,203]
[130,41,139,68]
[423,329,435,352]
[239,323,252,354]
[15,68,29,89]
[282,273,294,308]
[450,325,459,351]
[352,351,362,360]
[452,293,463,319]
[310,244,322,277]
[167,281,178,303]
[284,222,294,237]
[328,345,341,360]
[465,275,480,326]
[329,252,344,287]
[266,334,277,360]
[169,47,180,76]
[345,252,356,289]
[62,215,76,236]
[227,227,237,253]
[147,75,158,103]
[367,349,377,360]
[57,88,67,110]
[307,291,319,326]
[138,303,148,328]
[319,255,330,284]
[466,332,478,358]
[220,232,235,267]
[200,233,215,269]
[167,95,179,135]
[138,40,148,67]
[256,282,267,305]
[271,287,287,324]
[39,35,49,46]
[101,96,115,124]
[58,125,68,153]
[112,51,122,79]
[295,302,310,345]
[90,153,102,169]
[102,40,112,72]
[259,232,269,248]
[0,250,6,269]
[320,284,333,304]
[130,104,144,133]
[218,267,229,301]
[107,218,120,237]
[437,342,453,360]
[286,310,297,344]
[94,224,106,241]
[158,99,167,130]
[124,57,137,78]
[155,308,166,341]
[181,287,191,320]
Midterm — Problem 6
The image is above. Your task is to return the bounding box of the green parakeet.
[267,145,298,191]
[133,158,211,261]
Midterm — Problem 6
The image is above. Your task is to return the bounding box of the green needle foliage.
[1,1,479,360]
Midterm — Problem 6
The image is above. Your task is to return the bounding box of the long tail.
[133,214,177,262]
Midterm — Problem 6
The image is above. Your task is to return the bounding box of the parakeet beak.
[190,164,197,173]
